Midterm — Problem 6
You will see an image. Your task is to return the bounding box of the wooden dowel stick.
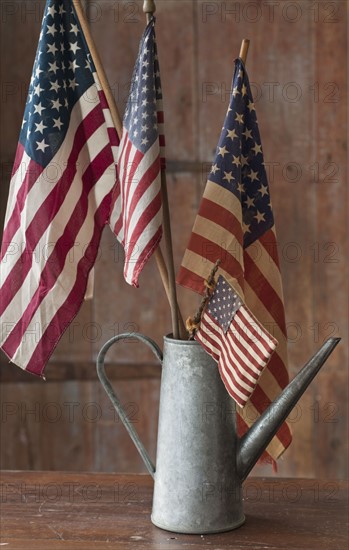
[239,38,250,64]
[160,172,180,339]
[73,0,122,136]
[154,248,186,337]
[74,0,185,337]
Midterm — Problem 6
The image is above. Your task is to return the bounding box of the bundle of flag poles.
[0,0,291,461]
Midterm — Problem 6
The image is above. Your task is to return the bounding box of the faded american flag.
[109,17,164,287]
[177,58,291,462]
[195,275,278,408]
[0,0,118,376]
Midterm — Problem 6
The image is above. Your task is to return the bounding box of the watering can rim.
[164,333,200,346]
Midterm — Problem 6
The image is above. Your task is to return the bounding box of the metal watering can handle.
[96,332,163,479]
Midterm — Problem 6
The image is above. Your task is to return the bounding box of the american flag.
[109,17,164,287]
[195,275,278,408]
[0,0,118,376]
[177,58,292,461]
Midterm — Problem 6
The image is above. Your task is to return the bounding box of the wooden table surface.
[0,471,347,549]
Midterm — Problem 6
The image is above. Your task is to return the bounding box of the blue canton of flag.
[21,1,96,164]
[209,59,274,249]
[0,0,118,376]
[109,17,165,287]
[123,19,165,166]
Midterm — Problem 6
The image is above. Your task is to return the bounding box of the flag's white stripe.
[244,280,287,366]
[0,87,100,285]
[239,305,276,349]
[225,329,264,375]
[197,318,221,356]
[219,332,256,392]
[124,207,162,284]
[111,145,119,162]
[124,168,161,248]
[110,194,123,241]
[102,107,114,130]
[200,315,254,397]
[245,232,283,302]
[201,310,268,383]
[201,310,261,393]
[119,135,137,203]
[1,124,112,327]
[224,331,264,384]
[117,137,138,235]
[201,313,259,383]
[233,310,273,363]
[11,163,113,368]
[123,140,158,217]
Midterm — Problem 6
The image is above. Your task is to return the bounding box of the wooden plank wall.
[0,0,347,478]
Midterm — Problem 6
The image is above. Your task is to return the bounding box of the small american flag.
[177,58,291,462]
[109,17,164,287]
[195,276,278,408]
[0,0,118,376]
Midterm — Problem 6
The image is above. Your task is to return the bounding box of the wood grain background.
[0,0,347,478]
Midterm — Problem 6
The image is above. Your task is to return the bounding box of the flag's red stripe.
[244,254,287,337]
[186,232,244,287]
[217,326,256,401]
[200,314,253,399]
[98,90,109,111]
[23,192,113,376]
[202,311,259,388]
[199,315,252,406]
[177,265,206,294]
[199,197,243,246]
[121,139,140,223]
[107,127,119,147]
[195,319,221,362]
[2,145,113,356]
[263,352,289,390]
[0,105,105,316]
[124,155,161,238]
[259,229,281,269]
[126,225,163,288]
[115,139,137,242]
[0,156,44,261]
[124,190,162,273]
[157,111,164,123]
[233,308,275,363]
[226,327,266,381]
[218,360,247,407]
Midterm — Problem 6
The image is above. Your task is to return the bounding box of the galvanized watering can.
[97,333,340,534]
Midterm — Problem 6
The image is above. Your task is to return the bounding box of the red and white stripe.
[0,80,118,376]
[196,305,278,408]
[109,116,164,287]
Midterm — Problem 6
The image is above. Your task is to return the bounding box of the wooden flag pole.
[143,0,184,340]
[239,38,250,64]
[73,0,185,338]
[73,0,122,136]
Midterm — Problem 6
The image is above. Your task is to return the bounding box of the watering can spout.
[237,337,341,481]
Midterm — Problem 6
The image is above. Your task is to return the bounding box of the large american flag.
[195,275,278,408]
[177,58,292,461]
[109,17,164,287]
[0,0,118,376]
